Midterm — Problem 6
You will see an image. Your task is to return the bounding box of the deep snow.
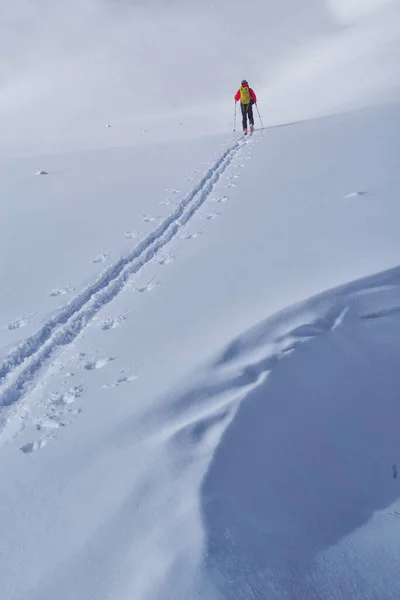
[1,101,400,599]
[1,0,400,598]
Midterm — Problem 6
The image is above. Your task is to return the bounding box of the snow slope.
[1,100,400,599]
[1,0,400,598]
[1,0,399,153]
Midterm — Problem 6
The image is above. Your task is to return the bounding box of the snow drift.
[199,265,400,599]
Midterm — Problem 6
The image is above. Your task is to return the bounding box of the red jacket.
[234,84,257,103]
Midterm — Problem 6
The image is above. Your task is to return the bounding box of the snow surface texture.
[1,103,400,599]
[1,1,400,599]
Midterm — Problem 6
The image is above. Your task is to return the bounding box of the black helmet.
[241,79,248,85]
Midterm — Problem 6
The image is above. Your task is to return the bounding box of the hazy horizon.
[0,0,399,153]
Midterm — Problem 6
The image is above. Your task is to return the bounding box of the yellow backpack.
[240,85,251,105]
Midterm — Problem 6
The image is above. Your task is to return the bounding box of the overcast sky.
[0,0,398,153]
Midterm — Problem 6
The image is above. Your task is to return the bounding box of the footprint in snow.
[142,214,160,223]
[49,285,75,297]
[211,196,229,204]
[124,230,139,240]
[51,385,85,406]
[20,439,48,454]
[99,314,126,330]
[160,198,172,206]
[36,416,66,432]
[180,231,202,240]
[82,356,117,371]
[165,188,180,194]
[227,182,238,188]
[102,373,138,389]
[134,279,160,293]
[19,386,85,454]
[344,191,367,199]
[155,253,175,266]
[7,313,35,330]
[202,212,220,221]
[92,251,112,264]
[230,173,241,179]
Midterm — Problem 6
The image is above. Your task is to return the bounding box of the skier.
[234,80,257,135]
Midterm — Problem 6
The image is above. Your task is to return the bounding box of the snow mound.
[180,266,400,598]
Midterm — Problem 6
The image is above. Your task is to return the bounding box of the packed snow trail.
[0,138,245,414]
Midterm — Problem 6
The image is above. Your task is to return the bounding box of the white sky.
[0,0,399,153]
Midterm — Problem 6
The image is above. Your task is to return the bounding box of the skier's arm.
[250,88,257,103]
[234,90,241,102]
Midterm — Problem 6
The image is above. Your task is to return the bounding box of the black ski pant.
[241,101,254,130]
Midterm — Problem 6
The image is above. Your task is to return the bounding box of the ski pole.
[255,103,264,129]
[233,101,237,132]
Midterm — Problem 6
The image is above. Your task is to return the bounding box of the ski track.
[0,139,246,411]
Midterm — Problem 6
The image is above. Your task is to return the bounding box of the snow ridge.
[0,139,244,410]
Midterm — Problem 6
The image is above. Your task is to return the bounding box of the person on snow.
[234,80,257,135]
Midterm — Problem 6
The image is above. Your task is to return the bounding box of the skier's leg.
[241,104,248,131]
[248,103,254,126]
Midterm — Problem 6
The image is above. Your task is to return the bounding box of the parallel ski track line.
[0,139,244,408]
